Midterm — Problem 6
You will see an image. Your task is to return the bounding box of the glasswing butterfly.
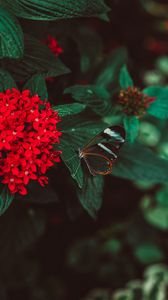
[79,125,125,176]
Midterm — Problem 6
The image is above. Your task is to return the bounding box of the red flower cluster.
[118,86,155,117]
[0,88,61,195]
[45,35,63,57]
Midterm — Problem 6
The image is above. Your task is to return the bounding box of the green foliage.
[1,0,110,20]
[113,142,168,183]
[59,115,106,188]
[53,103,86,117]
[95,47,128,93]
[59,114,106,148]
[3,35,70,81]
[1,2,168,298]
[123,115,139,143]
[0,186,14,216]
[0,7,24,59]
[84,265,168,300]
[0,69,17,91]
[119,64,134,89]
[23,74,48,100]
[64,85,112,116]
[144,86,168,119]
[59,139,84,188]
[77,175,104,218]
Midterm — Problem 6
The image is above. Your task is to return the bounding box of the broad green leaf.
[134,244,164,264]
[59,115,106,148]
[53,103,86,117]
[4,35,70,81]
[23,74,48,100]
[113,142,168,183]
[119,64,134,89]
[58,115,106,187]
[0,186,14,216]
[144,86,168,119]
[0,7,24,58]
[0,69,17,91]
[95,47,128,92]
[77,175,104,218]
[123,115,139,143]
[59,139,83,188]
[1,0,110,21]
[64,85,112,116]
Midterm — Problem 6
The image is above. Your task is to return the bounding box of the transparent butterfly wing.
[80,125,125,176]
[83,125,125,152]
[83,153,113,176]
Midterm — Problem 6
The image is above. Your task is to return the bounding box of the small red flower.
[118,86,155,117]
[0,88,61,195]
[44,35,63,57]
[43,35,63,83]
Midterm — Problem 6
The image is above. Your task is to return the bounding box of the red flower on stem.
[45,35,63,57]
[43,35,63,83]
[0,88,61,195]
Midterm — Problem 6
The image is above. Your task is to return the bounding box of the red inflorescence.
[118,86,155,117]
[0,88,62,195]
[45,35,63,57]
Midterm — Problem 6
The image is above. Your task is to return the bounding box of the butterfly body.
[79,125,125,176]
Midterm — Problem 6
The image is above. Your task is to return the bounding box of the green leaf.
[53,103,86,117]
[0,69,17,91]
[4,34,70,81]
[1,0,110,21]
[0,186,14,216]
[0,7,24,58]
[134,244,164,264]
[123,115,139,143]
[144,86,168,119]
[64,85,112,116]
[58,115,106,187]
[95,47,128,92]
[113,142,168,183]
[23,74,48,100]
[59,115,106,148]
[119,64,134,89]
[59,139,84,188]
[77,175,104,218]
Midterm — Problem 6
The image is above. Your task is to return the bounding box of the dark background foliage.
[0,0,168,299]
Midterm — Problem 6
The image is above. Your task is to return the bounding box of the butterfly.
[79,125,125,176]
